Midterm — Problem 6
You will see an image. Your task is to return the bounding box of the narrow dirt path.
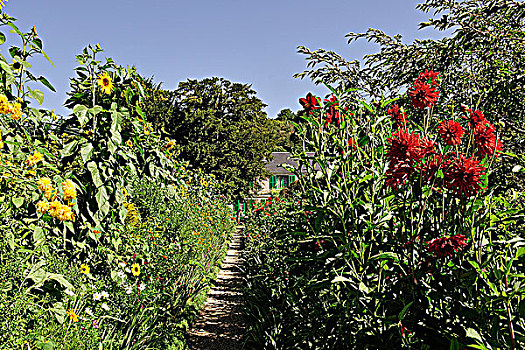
[187,227,245,349]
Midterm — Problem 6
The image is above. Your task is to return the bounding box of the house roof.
[265,152,316,175]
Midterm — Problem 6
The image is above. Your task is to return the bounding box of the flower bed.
[0,10,235,349]
[243,71,525,349]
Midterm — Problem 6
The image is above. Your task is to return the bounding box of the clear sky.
[3,0,445,119]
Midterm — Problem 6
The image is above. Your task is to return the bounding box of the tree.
[268,108,304,152]
[144,77,275,200]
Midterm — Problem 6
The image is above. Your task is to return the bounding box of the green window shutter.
[288,175,296,185]
[281,176,288,188]
[249,181,254,188]
[235,200,241,211]
[269,176,276,189]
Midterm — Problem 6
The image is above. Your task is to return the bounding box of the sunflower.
[80,264,90,274]
[131,263,140,276]
[97,72,114,95]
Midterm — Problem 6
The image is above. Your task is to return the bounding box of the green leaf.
[41,49,55,67]
[87,161,103,188]
[38,76,56,92]
[12,197,24,208]
[449,337,460,350]
[73,105,89,127]
[398,301,413,320]
[466,328,483,342]
[0,32,5,45]
[6,231,14,250]
[95,186,109,215]
[62,140,78,157]
[7,22,22,35]
[80,142,93,163]
[0,59,13,76]
[331,276,351,283]
[50,302,66,324]
[48,273,74,290]
[29,88,44,105]
[33,226,45,244]
[88,105,103,117]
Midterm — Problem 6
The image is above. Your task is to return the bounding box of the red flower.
[463,109,486,127]
[387,128,422,164]
[419,138,436,158]
[348,137,358,150]
[444,154,486,197]
[387,104,407,129]
[474,122,502,159]
[385,161,413,189]
[299,93,319,114]
[418,69,440,86]
[324,95,341,126]
[409,80,439,109]
[427,234,468,258]
[438,120,464,146]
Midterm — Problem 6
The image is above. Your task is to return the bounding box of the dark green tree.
[144,77,275,200]
[268,108,304,152]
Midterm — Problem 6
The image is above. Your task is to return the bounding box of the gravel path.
[187,228,246,349]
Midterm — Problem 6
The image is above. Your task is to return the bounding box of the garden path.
[187,227,246,349]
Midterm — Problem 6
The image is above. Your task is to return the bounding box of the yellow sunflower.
[131,263,140,276]
[79,264,90,274]
[97,72,114,95]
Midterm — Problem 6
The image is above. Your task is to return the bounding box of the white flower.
[93,292,102,301]
[64,289,75,296]
[117,271,126,279]
[125,268,131,273]
[85,307,93,316]
[137,283,146,292]
[124,285,133,294]
[101,303,110,311]
[119,261,126,269]
[100,291,109,299]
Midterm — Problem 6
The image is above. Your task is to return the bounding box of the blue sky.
[4,0,445,118]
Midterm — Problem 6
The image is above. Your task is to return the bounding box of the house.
[235,152,313,213]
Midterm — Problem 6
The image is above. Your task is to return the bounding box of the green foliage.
[142,77,275,201]
[268,108,303,152]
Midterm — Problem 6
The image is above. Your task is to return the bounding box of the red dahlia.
[387,104,407,129]
[427,234,468,258]
[474,122,502,159]
[444,154,486,197]
[409,80,440,109]
[387,128,422,164]
[419,138,436,158]
[385,161,413,189]
[324,95,341,126]
[299,93,319,114]
[463,109,486,127]
[418,69,440,86]
[438,120,464,146]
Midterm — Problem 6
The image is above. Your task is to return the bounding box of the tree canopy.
[142,77,275,200]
